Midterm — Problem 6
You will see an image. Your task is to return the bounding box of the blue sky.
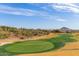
[0,3,79,29]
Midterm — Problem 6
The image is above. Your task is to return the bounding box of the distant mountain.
[60,27,71,30]
[59,27,72,32]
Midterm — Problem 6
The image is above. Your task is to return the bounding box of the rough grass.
[48,33,76,42]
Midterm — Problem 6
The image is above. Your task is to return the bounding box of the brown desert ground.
[0,33,57,46]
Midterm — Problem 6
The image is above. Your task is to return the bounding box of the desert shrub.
[19,36,25,39]
[0,34,8,39]
[52,30,62,33]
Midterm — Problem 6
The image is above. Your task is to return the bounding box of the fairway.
[5,41,54,54]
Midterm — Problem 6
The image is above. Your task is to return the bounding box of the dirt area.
[32,33,58,40]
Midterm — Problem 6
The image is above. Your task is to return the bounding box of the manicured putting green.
[5,41,54,54]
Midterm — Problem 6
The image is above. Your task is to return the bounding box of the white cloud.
[56,19,67,22]
[0,4,50,16]
[1,3,79,17]
[51,3,79,14]
[0,5,34,16]
[40,15,67,22]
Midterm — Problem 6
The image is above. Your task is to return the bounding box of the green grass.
[47,33,76,50]
[5,41,54,54]
[48,33,76,43]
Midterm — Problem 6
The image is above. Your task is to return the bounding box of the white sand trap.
[0,42,13,46]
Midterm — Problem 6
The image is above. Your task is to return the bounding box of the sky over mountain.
[0,3,79,29]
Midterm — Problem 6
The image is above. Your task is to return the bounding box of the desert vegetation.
[0,26,53,39]
[0,26,74,39]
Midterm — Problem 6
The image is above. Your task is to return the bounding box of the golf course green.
[5,41,54,54]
